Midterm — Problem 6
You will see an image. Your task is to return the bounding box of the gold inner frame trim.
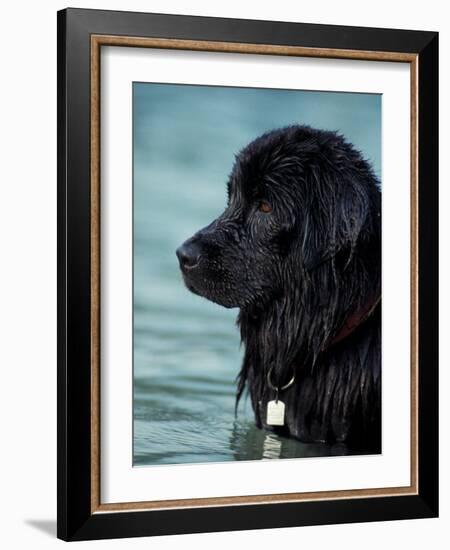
[90,34,419,514]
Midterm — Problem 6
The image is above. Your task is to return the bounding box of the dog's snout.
[176,241,201,269]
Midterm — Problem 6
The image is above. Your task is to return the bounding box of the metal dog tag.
[266,400,285,426]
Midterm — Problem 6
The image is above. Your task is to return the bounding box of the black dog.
[177,125,381,452]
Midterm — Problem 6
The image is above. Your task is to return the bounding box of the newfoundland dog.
[177,125,381,452]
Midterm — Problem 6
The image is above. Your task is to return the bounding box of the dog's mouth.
[179,265,200,289]
[178,261,241,309]
[182,275,204,300]
[179,262,211,297]
[179,260,200,273]
[181,270,212,301]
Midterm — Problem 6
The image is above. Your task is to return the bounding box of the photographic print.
[133,83,382,466]
[58,9,438,540]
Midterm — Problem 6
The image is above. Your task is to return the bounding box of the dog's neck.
[236,269,381,404]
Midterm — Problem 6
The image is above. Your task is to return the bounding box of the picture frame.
[57,7,438,541]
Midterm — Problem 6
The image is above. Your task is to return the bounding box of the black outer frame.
[57,7,439,542]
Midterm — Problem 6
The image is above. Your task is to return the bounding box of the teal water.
[133,83,381,466]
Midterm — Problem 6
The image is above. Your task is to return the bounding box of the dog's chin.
[181,271,240,309]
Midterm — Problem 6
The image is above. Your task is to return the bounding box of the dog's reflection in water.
[261,433,283,460]
[229,419,366,461]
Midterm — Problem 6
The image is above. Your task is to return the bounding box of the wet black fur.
[178,125,381,451]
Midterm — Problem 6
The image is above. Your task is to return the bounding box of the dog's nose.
[176,242,201,269]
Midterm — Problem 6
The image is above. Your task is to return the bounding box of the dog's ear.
[301,172,376,272]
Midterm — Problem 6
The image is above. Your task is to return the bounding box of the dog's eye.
[258,200,272,214]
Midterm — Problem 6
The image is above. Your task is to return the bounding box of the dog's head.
[177,125,380,311]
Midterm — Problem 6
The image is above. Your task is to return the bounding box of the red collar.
[328,293,381,349]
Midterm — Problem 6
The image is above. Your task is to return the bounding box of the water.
[133,83,381,466]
